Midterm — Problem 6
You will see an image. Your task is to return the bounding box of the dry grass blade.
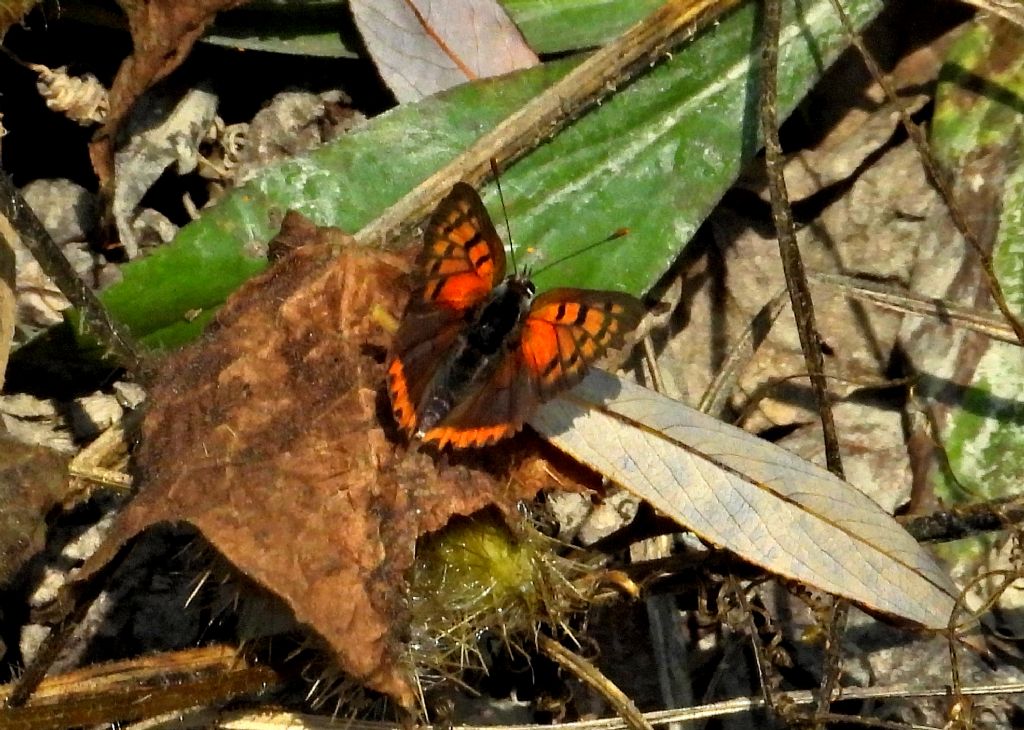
[697,288,789,417]
[212,681,1024,729]
[0,646,279,729]
[352,0,742,248]
[810,272,1023,346]
[538,636,654,730]
[957,0,1024,28]
[0,216,15,390]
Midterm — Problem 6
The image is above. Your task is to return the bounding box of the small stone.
[112,381,147,410]
[68,392,124,441]
[19,179,99,246]
[130,208,179,251]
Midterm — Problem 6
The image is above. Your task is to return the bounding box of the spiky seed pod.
[406,510,591,688]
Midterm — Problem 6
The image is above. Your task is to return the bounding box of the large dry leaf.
[78,214,560,705]
[350,0,539,102]
[90,0,250,191]
[530,370,959,630]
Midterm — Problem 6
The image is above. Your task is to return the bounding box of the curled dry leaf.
[0,0,39,39]
[74,212,561,705]
[350,0,539,102]
[531,370,960,630]
[113,87,218,258]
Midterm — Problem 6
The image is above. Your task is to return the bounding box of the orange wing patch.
[421,422,517,449]
[387,357,419,435]
[521,289,643,397]
[417,182,506,312]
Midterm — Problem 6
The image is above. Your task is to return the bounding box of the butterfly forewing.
[390,183,510,437]
[416,182,507,311]
[520,289,643,397]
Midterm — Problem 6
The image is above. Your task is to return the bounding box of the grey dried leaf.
[350,0,538,102]
[531,370,959,629]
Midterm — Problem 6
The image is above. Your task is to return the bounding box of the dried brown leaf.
[350,0,539,102]
[81,213,556,705]
[0,434,68,587]
[89,0,250,191]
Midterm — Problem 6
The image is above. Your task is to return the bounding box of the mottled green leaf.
[930,19,1024,530]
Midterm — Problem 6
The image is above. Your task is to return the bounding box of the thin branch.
[760,0,845,479]
[900,494,1024,543]
[760,2,848,726]
[538,635,654,730]
[0,170,149,377]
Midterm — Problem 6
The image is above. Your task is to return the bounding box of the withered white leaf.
[531,370,958,630]
[350,0,538,103]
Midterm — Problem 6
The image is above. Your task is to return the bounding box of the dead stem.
[760,1,849,726]
[537,635,654,730]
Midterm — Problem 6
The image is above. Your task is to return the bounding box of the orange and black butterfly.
[387,182,643,449]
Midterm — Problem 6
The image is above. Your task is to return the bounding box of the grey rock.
[19,179,100,246]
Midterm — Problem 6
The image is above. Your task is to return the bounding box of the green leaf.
[504,0,665,54]
[202,0,666,58]
[99,0,885,350]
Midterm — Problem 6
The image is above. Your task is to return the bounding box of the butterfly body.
[416,275,536,436]
[388,182,642,449]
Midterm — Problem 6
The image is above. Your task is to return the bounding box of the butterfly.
[387,182,643,449]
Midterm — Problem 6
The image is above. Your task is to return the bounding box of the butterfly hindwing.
[415,182,507,312]
[520,288,643,397]
[420,353,537,448]
[388,309,465,436]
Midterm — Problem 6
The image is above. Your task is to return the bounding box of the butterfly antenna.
[532,228,630,277]
[490,158,520,274]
